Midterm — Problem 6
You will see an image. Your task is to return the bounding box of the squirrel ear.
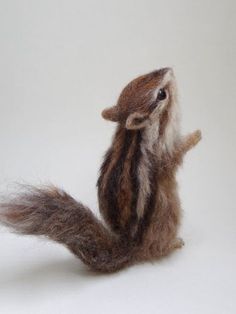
[126,112,149,130]
[102,106,119,122]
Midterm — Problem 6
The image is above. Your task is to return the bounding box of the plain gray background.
[0,1,235,313]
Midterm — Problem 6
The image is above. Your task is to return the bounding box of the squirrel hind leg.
[138,237,185,261]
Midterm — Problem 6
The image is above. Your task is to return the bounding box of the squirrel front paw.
[184,130,202,152]
[192,129,202,146]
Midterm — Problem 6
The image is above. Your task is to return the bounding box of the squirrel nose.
[159,67,173,75]
[152,67,174,78]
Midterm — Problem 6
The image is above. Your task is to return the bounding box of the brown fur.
[0,68,201,273]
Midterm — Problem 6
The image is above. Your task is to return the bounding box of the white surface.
[0,1,235,313]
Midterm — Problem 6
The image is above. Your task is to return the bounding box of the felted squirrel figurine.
[0,68,201,273]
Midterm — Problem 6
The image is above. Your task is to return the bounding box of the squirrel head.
[102,67,178,130]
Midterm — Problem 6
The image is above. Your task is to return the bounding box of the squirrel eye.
[157,88,167,101]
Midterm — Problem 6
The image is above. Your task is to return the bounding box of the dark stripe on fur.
[124,130,142,235]
[97,147,113,188]
[104,130,134,233]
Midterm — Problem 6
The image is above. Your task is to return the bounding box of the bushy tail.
[0,186,135,272]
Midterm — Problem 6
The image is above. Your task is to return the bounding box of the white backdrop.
[0,1,235,314]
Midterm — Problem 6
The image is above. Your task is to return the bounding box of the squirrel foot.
[171,237,185,249]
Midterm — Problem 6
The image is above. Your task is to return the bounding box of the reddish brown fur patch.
[116,70,168,121]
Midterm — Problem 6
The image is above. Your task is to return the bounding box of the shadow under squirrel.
[0,68,201,273]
